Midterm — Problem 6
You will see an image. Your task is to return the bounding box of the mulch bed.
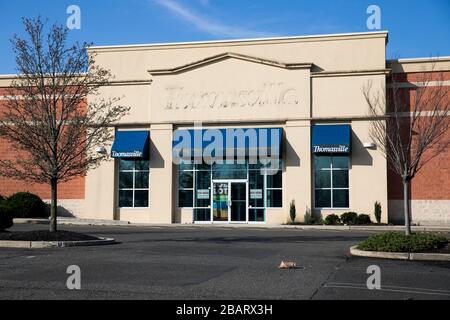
[0,230,100,241]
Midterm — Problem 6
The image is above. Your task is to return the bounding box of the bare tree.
[0,17,129,232]
[364,61,449,235]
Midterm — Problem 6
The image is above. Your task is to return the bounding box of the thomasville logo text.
[164,82,300,110]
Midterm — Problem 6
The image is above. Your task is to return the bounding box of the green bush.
[358,232,448,253]
[374,201,382,224]
[324,214,341,225]
[341,212,358,225]
[0,206,13,230]
[2,192,48,218]
[357,214,372,225]
[304,209,312,224]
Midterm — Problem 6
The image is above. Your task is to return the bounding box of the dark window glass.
[249,170,264,188]
[248,162,265,170]
[179,171,193,188]
[119,190,133,207]
[213,163,247,171]
[266,170,282,188]
[119,172,133,188]
[332,170,349,188]
[249,209,265,222]
[249,159,281,170]
[196,170,211,189]
[314,155,349,209]
[195,197,210,208]
[315,189,331,208]
[333,190,349,208]
[119,159,134,171]
[314,170,331,188]
[314,156,331,170]
[249,170,264,208]
[135,160,150,171]
[332,156,349,169]
[179,162,194,170]
[179,190,193,207]
[118,159,150,208]
[195,163,211,171]
[135,172,149,189]
[267,189,282,207]
[212,169,246,179]
[194,208,210,221]
[134,190,149,207]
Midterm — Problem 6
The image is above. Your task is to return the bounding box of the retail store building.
[0,31,449,224]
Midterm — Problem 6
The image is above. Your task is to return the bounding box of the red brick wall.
[0,87,85,200]
[0,137,85,199]
[387,71,450,200]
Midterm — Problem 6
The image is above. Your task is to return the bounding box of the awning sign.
[311,125,351,154]
[111,131,150,159]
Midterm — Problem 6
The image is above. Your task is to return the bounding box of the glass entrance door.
[230,182,247,222]
[212,182,229,222]
[212,180,247,223]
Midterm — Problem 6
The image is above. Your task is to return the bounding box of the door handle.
[227,200,232,207]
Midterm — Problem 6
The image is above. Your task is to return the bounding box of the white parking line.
[324,282,450,297]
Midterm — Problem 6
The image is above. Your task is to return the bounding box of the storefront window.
[266,169,282,208]
[118,159,149,207]
[314,155,349,208]
[178,164,194,207]
[177,160,283,212]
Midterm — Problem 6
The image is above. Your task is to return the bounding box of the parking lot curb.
[0,237,116,249]
[12,218,450,232]
[350,245,450,261]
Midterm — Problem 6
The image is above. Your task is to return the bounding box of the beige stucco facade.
[82,31,390,224]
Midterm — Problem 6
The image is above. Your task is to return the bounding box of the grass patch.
[0,230,100,241]
[357,232,449,253]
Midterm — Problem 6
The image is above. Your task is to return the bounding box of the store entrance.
[212,180,247,223]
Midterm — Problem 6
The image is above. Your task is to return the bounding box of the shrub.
[311,217,324,225]
[304,210,324,225]
[341,212,358,225]
[0,206,13,230]
[358,232,448,252]
[324,214,341,225]
[304,209,312,224]
[357,214,372,225]
[289,200,296,223]
[374,201,382,224]
[2,192,48,218]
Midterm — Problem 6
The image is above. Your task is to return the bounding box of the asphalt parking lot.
[0,224,449,300]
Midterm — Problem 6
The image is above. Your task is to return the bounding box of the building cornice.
[311,68,391,78]
[88,31,389,53]
[148,52,313,75]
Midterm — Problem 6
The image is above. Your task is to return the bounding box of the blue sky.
[0,0,449,73]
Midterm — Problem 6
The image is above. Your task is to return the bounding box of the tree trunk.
[50,177,58,232]
[402,177,412,236]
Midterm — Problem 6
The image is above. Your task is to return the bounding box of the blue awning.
[111,131,150,158]
[312,125,351,154]
[172,128,282,161]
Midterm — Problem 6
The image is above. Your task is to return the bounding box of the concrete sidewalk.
[13,217,450,232]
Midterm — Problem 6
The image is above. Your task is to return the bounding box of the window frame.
[313,155,349,209]
[118,159,150,208]
[264,168,283,208]
[177,160,283,209]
